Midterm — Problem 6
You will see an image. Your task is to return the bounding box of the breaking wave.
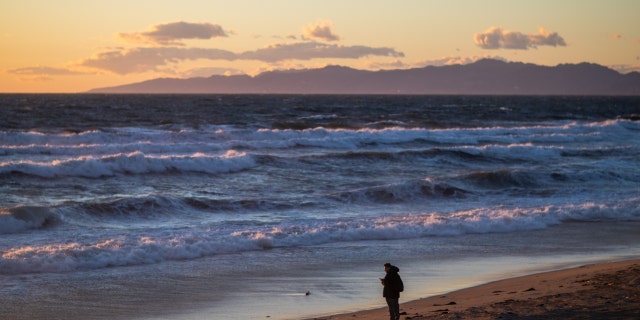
[1,198,638,275]
[0,206,59,234]
[0,150,254,178]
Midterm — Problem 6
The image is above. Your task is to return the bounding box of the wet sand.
[308,259,640,320]
[3,257,638,319]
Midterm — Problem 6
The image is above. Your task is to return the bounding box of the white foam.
[2,119,633,150]
[2,198,638,274]
[0,150,255,178]
[1,120,636,162]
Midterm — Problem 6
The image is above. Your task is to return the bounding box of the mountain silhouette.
[88,59,640,95]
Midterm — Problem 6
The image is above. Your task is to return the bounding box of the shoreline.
[306,258,640,320]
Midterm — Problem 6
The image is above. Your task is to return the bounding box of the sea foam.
[2,198,638,275]
[0,150,255,178]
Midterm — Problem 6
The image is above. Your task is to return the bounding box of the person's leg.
[392,298,400,320]
[386,297,399,320]
[385,297,393,320]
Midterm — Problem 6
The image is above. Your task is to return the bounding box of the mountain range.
[88,59,640,95]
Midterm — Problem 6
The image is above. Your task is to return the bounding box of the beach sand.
[308,259,640,320]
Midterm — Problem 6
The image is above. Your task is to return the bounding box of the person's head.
[384,263,392,271]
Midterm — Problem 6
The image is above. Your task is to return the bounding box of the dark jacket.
[382,265,403,299]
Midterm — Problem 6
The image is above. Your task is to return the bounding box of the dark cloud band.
[80,43,404,75]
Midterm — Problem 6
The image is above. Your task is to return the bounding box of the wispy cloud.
[5,66,95,82]
[7,66,92,75]
[302,20,340,42]
[79,43,403,75]
[609,63,640,74]
[474,26,566,50]
[417,55,507,67]
[240,42,403,63]
[80,47,237,74]
[367,59,410,70]
[182,67,245,78]
[117,21,228,46]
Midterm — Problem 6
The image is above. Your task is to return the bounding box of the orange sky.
[2,0,639,93]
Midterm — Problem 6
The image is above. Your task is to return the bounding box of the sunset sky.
[2,0,639,93]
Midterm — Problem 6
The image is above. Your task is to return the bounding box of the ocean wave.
[3,119,636,155]
[71,195,298,221]
[329,179,468,204]
[320,160,636,204]
[0,150,255,178]
[0,206,59,234]
[2,198,638,274]
[321,148,487,163]
[0,194,303,235]
[74,196,189,220]
[460,169,538,189]
[317,144,568,164]
[325,168,561,205]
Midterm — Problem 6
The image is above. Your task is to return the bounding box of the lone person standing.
[380,263,404,320]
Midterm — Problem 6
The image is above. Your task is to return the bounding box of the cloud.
[7,66,92,75]
[609,63,640,74]
[367,59,411,70]
[417,55,507,67]
[474,26,566,50]
[182,67,245,78]
[302,20,340,42]
[79,43,404,74]
[6,66,95,82]
[240,42,403,62]
[77,20,402,75]
[80,47,237,74]
[117,21,228,46]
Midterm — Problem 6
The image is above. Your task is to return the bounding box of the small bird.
[305,291,310,296]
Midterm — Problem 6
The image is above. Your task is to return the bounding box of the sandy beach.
[309,259,640,320]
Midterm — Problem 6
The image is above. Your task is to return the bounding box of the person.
[380,262,403,320]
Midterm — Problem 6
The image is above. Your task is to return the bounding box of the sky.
[1,0,639,93]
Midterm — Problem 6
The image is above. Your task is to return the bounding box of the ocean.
[1,94,639,319]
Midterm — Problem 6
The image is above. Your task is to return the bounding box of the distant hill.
[88,59,640,95]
